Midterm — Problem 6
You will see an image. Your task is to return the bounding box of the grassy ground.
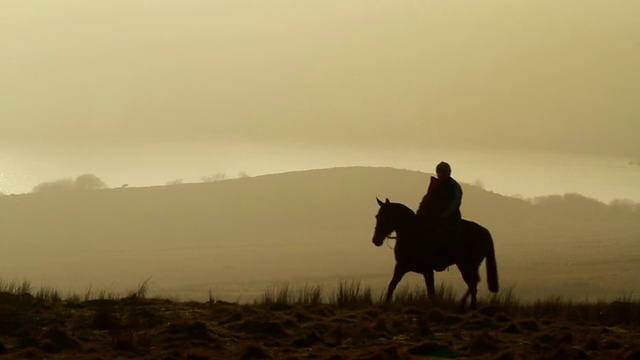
[0,280,639,359]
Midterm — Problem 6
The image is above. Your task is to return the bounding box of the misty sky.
[2,1,639,156]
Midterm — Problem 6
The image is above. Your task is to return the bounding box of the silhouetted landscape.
[3,1,640,358]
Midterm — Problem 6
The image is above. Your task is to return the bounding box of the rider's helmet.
[436,161,452,177]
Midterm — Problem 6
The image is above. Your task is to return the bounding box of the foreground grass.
[1,278,639,327]
[255,281,640,326]
[1,279,639,359]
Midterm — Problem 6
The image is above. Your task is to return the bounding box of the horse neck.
[391,204,438,248]
[392,207,419,238]
[394,215,431,252]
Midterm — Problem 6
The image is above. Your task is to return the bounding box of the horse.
[371,197,499,310]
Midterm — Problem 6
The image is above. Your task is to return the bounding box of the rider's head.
[436,161,452,179]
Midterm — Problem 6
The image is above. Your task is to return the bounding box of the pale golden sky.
[2,0,639,156]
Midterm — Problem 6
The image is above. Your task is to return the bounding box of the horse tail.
[484,229,500,293]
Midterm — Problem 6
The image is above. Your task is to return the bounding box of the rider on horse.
[417,161,463,271]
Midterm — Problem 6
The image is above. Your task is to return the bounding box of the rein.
[385,233,397,249]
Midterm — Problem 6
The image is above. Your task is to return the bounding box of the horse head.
[372,198,392,246]
[372,197,415,247]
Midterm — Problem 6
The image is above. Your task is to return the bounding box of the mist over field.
[1,167,638,302]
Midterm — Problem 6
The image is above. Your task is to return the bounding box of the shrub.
[32,173,107,193]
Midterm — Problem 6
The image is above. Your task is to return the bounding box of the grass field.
[0,279,638,359]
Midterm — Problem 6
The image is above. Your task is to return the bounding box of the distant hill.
[0,166,638,300]
[1,166,431,250]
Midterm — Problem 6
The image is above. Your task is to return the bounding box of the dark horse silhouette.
[371,194,499,310]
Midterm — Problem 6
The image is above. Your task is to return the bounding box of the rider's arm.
[440,184,462,218]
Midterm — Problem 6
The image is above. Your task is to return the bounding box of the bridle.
[385,233,397,249]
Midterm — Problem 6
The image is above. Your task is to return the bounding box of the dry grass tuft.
[333,280,373,308]
[257,283,323,309]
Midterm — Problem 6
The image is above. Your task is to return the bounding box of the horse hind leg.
[460,269,480,311]
[460,289,470,310]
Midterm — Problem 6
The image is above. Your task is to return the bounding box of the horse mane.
[390,202,416,217]
[387,202,422,234]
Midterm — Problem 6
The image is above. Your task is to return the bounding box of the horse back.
[460,219,495,254]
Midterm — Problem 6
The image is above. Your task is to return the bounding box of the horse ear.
[376,197,385,207]
[385,198,390,204]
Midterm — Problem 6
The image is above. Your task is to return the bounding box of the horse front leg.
[423,271,436,300]
[385,264,407,304]
[460,289,470,311]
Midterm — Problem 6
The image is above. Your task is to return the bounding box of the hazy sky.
[2,0,639,156]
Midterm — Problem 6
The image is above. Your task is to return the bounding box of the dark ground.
[1,292,639,360]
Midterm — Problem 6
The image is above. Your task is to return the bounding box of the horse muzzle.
[372,234,386,247]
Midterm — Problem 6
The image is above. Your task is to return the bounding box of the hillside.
[0,166,638,301]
